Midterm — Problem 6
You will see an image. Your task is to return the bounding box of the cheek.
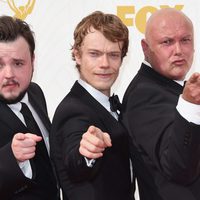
[152,57,170,74]
[113,60,121,71]
[155,51,170,64]
[187,51,194,61]
[19,68,33,86]
[114,68,120,77]
[80,66,94,82]
[19,76,31,88]
[0,76,3,88]
[111,66,120,82]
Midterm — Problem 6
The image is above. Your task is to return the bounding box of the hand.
[79,125,112,159]
[11,133,42,162]
[182,72,200,104]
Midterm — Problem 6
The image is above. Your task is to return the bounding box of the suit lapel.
[70,81,108,113]
[0,85,51,148]
[28,90,51,132]
[139,63,183,95]
[70,81,119,126]
[0,91,50,134]
[0,102,27,134]
[69,81,128,148]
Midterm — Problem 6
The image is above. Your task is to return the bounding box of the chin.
[0,90,26,104]
[172,74,185,81]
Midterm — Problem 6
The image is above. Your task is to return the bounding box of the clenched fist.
[11,133,42,162]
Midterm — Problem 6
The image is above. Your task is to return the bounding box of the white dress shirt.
[8,93,50,179]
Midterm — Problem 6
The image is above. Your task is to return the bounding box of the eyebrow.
[88,49,121,53]
[12,58,25,62]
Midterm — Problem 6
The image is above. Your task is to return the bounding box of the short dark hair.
[0,15,35,58]
[72,11,129,69]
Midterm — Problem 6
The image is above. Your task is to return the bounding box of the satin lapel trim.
[0,102,27,133]
[70,81,118,124]
[28,92,51,132]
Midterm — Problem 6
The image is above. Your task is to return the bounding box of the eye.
[107,52,121,60]
[89,51,101,57]
[14,61,24,67]
[162,39,173,45]
[181,37,192,43]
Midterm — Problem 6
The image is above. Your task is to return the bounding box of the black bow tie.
[109,94,121,112]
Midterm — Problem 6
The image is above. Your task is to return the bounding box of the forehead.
[161,18,191,33]
[81,29,123,52]
[147,11,193,39]
[0,36,30,58]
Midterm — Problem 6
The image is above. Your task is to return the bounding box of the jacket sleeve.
[122,83,200,185]
[50,100,102,183]
[0,142,30,198]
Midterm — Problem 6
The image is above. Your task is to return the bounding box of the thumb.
[14,133,26,141]
[88,125,102,137]
[88,125,97,135]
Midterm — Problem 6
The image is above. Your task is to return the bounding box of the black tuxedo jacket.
[121,63,200,200]
[0,82,59,200]
[50,81,133,200]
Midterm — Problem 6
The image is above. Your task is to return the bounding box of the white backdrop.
[1,1,199,199]
[0,0,199,119]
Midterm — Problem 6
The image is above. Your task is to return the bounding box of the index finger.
[188,73,200,84]
[102,132,112,147]
[25,133,43,142]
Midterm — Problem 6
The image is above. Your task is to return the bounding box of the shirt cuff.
[176,95,200,124]
[18,160,32,179]
[84,157,95,168]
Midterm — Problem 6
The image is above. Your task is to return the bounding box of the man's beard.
[0,90,27,104]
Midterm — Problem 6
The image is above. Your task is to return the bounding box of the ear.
[141,39,149,54]
[73,49,81,65]
[141,39,150,60]
[31,53,35,62]
[31,53,35,71]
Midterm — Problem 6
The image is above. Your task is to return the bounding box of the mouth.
[95,73,112,79]
[172,59,186,66]
[3,80,19,90]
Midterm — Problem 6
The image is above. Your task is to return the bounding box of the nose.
[174,42,182,56]
[4,66,14,78]
[101,54,109,67]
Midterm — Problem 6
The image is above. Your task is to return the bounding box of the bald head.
[145,8,193,43]
[141,8,194,80]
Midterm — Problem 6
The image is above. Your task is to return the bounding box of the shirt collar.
[78,79,110,111]
[8,93,29,111]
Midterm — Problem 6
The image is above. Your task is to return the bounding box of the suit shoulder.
[28,82,47,109]
[29,82,43,93]
[54,93,92,116]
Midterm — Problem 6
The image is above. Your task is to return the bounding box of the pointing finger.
[25,133,43,142]
[102,132,112,147]
[188,73,200,84]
